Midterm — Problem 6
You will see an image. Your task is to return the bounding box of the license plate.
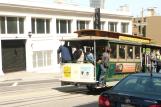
[121,104,134,107]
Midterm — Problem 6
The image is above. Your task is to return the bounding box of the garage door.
[2,40,26,73]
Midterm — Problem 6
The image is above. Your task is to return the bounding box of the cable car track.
[0,86,90,107]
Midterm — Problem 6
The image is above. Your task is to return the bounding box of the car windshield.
[113,75,161,95]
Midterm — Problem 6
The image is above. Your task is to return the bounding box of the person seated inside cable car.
[73,45,84,63]
[85,48,94,64]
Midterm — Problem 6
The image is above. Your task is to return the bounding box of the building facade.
[133,16,161,45]
[146,16,161,45]
[0,0,132,75]
[132,8,161,46]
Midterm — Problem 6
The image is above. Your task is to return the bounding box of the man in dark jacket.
[58,42,72,63]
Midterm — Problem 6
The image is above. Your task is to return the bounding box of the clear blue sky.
[64,0,161,17]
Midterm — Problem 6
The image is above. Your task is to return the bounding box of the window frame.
[100,21,105,30]
[118,44,126,60]
[77,20,89,30]
[110,42,117,59]
[108,22,117,32]
[33,50,53,68]
[135,46,141,59]
[127,45,134,60]
[121,22,129,33]
[0,16,24,34]
[31,18,50,34]
[56,19,71,34]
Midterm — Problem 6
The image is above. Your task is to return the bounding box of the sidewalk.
[0,71,61,85]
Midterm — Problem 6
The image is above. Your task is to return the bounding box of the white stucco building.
[0,0,132,75]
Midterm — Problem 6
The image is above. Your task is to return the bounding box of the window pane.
[19,18,24,34]
[46,19,50,33]
[47,51,52,66]
[110,43,117,59]
[115,23,117,32]
[37,51,43,67]
[7,17,17,34]
[0,17,5,34]
[68,20,71,33]
[100,22,105,30]
[56,20,59,33]
[127,45,133,59]
[33,52,37,68]
[119,44,125,59]
[77,21,89,30]
[78,21,85,30]
[60,20,67,33]
[86,21,89,29]
[108,22,117,32]
[139,26,141,34]
[114,75,161,95]
[121,23,129,33]
[37,19,45,34]
[109,22,113,31]
[31,18,35,33]
[77,21,79,30]
[44,51,47,66]
[142,26,146,37]
[135,46,140,59]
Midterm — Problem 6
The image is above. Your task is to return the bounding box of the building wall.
[0,0,132,75]
[146,16,161,45]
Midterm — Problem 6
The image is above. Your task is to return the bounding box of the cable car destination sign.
[119,36,150,44]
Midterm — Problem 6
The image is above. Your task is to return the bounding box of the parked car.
[98,73,161,107]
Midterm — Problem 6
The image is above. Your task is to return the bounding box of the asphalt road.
[0,80,107,107]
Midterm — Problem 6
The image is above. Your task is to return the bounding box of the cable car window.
[127,45,133,59]
[135,46,140,59]
[110,43,117,59]
[119,44,125,59]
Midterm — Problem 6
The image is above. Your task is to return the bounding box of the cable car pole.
[93,8,101,81]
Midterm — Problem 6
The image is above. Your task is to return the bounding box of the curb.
[0,78,60,87]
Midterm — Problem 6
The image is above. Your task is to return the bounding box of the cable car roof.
[74,29,151,41]
[62,29,151,44]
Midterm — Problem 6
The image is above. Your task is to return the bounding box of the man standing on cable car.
[99,46,111,85]
[58,42,72,63]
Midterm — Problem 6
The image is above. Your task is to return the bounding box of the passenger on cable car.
[73,45,84,63]
[99,46,111,85]
[57,42,72,63]
[155,50,161,73]
[85,47,94,64]
[150,50,161,73]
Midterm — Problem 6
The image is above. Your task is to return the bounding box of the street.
[0,80,106,107]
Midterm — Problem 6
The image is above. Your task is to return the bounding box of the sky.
[64,0,161,17]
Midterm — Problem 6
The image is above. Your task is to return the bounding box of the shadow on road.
[53,85,112,95]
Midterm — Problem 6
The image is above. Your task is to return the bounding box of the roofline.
[0,2,132,18]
